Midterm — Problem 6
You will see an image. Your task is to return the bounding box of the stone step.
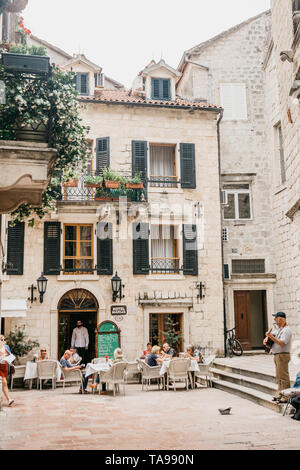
[210,367,277,396]
[213,359,278,385]
[211,377,284,413]
[243,350,266,355]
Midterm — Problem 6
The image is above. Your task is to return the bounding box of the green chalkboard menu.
[97,321,120,359]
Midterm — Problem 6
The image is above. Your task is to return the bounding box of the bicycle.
[225,327,243,357]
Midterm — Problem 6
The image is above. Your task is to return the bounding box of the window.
[220,83,247,120]
[275,124,286,184]
[222,227,228,242]
[150,225,179,274]
[75,73,89,95]
[149,144,178,188]
[151,78,171,100]
[223,184,252,220]
[63,224,93,274]
[149,313,183,349]
[232,259,265,274]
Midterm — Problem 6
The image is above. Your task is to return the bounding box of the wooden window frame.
[223,185,252,221]
[149,143,178,188]
[149,312,183,350]
[150,224,180,274]
[63,224,94,274]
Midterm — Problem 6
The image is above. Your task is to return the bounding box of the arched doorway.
[58,289,98,363]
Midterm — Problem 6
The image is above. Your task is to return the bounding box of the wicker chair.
[167,358,190,391]
[36,360,58,390]
[10,365,26,390]
[194,355,215,388]
[59,366,83,392]
[99,361,128,396]
[124,361,141,383]
[137,359,163,391]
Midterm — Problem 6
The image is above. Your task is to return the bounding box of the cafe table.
[159,358,200,389]
[84,361,111,378]
[24,360,62,389]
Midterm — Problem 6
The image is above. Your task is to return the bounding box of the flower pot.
[14,121,48,142]
[126,182,143,189]
[2,52,50,74]
[63,180,78,188]
[105,180,120,189]
[95,197,119,202]
[86,182,102,188]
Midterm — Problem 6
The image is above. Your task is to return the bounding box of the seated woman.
[147,345,164,367]
[140,342,152,359]
[34,348,49,361]
[112,348,124,364]
[185,345,203,363]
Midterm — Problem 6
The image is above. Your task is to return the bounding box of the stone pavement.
[1,383,300,450]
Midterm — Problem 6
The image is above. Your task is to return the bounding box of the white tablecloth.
[160,359,200,376]
[24,361,61,381]
[84,362,111,378]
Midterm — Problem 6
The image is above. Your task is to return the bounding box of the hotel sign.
[111,305,127,316]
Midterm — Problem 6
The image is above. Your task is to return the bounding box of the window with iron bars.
[232,259,265,274]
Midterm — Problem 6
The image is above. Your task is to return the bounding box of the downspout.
[217,110,226,357]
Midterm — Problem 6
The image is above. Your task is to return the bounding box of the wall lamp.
[111,272,125,302]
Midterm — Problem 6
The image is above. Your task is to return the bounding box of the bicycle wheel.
[231,339,243,356]
[226,339,233,357]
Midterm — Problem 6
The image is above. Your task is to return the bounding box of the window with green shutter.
[96,137,110,175]
[182,224,198,276]
[7,222,24,275]
[132,141,147,182]
[151,78,171,100]
[180,143,196,188]
[76,73,89,95]
[133,223,149,275]
[97,222,113,275]
[44,222,61,275]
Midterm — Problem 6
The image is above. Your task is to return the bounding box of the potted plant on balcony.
[84,174,103,188]
[95,187,118,201]
[63,169,79,188]
[125,172,143,189]
[103,167,124,189]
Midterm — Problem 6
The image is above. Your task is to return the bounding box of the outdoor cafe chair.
[194,355,216,388]
[36,360,58,390]
[167,358,190,391]
[10,365,26,390]
[124,361,141,384]
[137,359,163,391]
[99,361,128,396]
[59,365,83,393]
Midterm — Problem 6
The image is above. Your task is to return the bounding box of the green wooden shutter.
[152,78,160,99]
[7,222,24,275]
[132,141,147,182]
[183,224,198,276]
[162,79,171,99]
[133,223,149,274]
[180,143,196,188]
[76,73,89,95]
[96,137,110,175]
[224,264,229,279]
[97,222,113,275]
[44,222,61,275]
[151,78,170,100]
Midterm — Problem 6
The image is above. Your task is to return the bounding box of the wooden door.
[234,291,251,350]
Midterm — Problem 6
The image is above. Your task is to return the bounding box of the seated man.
[69,348,81,365]
[162,342,177,359]
[185,345,203,363]
[60,350,87,394]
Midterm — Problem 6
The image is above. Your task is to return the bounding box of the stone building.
[1,45,224,360]
[264,0,300,341]
[177,11,277,350]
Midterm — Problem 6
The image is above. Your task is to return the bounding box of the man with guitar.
[263,312,292,404]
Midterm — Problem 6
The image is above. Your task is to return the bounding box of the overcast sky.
[23,0,270,88]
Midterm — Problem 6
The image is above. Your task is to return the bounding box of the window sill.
[148,188,184,194]
[57,275,100,281]
[146,274,185,280]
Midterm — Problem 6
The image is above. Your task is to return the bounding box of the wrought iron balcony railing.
[148,175,180,188]
[150,257,181,274]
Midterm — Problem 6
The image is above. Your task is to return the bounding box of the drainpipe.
[216,110,226,357]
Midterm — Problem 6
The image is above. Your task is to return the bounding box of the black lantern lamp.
[37,273,48,303]
[111,272,123,302]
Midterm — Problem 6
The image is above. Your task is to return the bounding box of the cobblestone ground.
[0,383,299,450]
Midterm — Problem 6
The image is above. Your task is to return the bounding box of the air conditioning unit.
[95,72,105,88]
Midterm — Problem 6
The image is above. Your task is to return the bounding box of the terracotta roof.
[79,89,221,111]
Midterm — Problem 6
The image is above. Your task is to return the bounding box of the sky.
[23,0,270,88]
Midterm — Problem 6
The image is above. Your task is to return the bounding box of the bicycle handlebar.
[226,327,236,333]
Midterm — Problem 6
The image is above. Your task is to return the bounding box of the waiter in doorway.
[71,320,89,365]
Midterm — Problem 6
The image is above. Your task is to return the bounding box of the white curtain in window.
[151,225,174,259]
[150,146,174,186]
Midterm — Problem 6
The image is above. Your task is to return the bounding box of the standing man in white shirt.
[263,312,292,403]
[71,320,89,365]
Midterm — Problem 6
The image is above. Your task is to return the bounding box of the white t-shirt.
[271,325,292,354]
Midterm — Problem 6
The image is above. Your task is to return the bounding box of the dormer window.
[151,78,171,100]
[75,73,89,95]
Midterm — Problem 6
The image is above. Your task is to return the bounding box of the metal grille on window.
[232,259,265,274]
[222,227,228,242]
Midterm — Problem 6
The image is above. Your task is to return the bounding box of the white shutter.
[220,83,247,120]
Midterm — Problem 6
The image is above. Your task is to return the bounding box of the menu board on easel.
[97,321,120,359]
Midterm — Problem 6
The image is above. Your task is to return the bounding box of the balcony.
[150,257,181,274]
[148,175,180,188]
